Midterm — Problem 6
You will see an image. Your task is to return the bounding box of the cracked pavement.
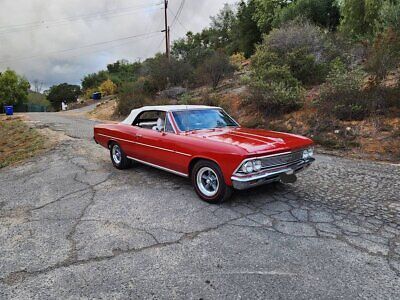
[0,109,399,299]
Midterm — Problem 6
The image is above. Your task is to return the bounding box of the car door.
[155,113,191,175]
[118,125,141,159]
[131,110,167,166]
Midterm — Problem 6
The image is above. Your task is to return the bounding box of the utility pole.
[162,0,170,59]
[167,25,170,59]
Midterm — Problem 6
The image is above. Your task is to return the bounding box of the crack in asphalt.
[0,113,399,297]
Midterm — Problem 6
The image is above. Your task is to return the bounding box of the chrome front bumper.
[231,158,315,190]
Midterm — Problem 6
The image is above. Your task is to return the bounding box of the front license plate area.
[280,173,297,183]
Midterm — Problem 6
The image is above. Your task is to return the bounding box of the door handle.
[136,134,142,138]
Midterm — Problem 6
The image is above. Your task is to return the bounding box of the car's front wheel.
[110,142,131,169]
[192,160,232,204]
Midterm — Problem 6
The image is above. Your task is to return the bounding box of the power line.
[168,6,188,32]
[0,2,162,35]
[50,32,161,61]
[0,2,162,29]
[170,0,185,29]
[0,31,160,64]
[144,13,165,55]
[156,36,166,53]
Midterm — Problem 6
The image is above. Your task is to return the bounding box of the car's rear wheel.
[110,142,131,169]
[192,160,232,204]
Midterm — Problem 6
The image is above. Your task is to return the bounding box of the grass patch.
[0,117,46,168]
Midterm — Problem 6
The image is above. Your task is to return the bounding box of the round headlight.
[302,150,309,159]
[308,147,314,157]
[242,161,254,173]
[253,160,262,171]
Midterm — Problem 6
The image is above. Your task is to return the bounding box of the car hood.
[188,127,313,154]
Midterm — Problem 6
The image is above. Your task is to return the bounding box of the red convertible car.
[94,105,314,203]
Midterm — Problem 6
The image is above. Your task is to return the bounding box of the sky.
[0,0,237,89]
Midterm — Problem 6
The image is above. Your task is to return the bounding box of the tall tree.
[0,69,30,106]
[376,1,400,33]
[252,0,290,33]
[196,51,234,89]
[47,83,81,110]
[236,0,262,57]
[208,4,237,50]
[274,0,340,31]
[81,71,109,90]
[172,32,214,67]
[340,0,383,37]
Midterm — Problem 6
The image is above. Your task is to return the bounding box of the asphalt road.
[1,109,399,299]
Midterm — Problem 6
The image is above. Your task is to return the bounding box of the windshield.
[172,109,238,132]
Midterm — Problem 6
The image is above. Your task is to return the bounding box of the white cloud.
[0,0,237,87]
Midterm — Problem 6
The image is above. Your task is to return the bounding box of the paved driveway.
[1,110,399,299]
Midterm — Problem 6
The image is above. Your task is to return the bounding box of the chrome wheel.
[196,167,219,197]
[112,144,122,164]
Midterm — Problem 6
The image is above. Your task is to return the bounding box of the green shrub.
[178,93,195,105]
[141,54,193,91]
[248,65,304,115]
[365,27,400,82]
[116,82,147,115]
[27,92,50,107]
[318,60,368,120]
[286,48,330,85]
[376,1,400,34]
[253,20,335,85]
[195,51,234,89]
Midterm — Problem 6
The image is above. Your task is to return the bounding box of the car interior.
[133,111,166,131]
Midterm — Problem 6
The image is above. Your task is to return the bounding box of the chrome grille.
[260,150,303,169]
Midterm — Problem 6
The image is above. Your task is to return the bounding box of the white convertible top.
[121,105,219,125]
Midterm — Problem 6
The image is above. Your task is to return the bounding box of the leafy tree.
[208,4,237,50]
[99,79,117,96]
[252,0,290,33]
[376,1,400,33]
[340,0,383,37]
[47,83,81,110]
[0,69,30,106]
[196,51,234,89]
[172,32,214,67]
[81,70,108,90]
[142,54,193,91]
[173,1,260,61]
[168,59,194,86]
[107,59,142,85]
[232,0,262,57]
[274,0,340,30]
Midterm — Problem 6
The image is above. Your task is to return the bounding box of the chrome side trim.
[134,141,191,157]
[127,156,188,178]
[99,133,135,145]
[97,133,191,157]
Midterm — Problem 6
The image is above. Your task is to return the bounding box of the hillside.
[88,68,399,163]
[82,0,400,163]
